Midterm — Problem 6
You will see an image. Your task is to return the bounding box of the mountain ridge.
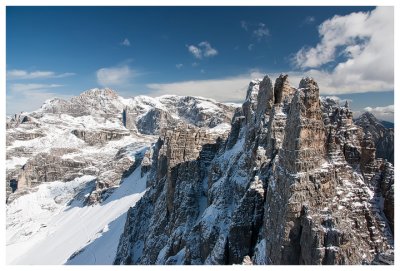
[6,76,394,265]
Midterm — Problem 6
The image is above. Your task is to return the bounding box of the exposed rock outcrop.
[114,126,227,264]
[71,129,130,145]
[114,74,394,265]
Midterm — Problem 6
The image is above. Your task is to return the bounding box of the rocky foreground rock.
[114,75,394,265]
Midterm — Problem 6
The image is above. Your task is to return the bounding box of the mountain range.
[6,75,394,265]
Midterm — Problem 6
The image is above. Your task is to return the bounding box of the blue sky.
[6,6,394,121]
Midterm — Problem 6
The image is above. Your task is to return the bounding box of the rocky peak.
[263,76,393,265]
[299,76,319,90]
[279,77,325,173]
[358,111,378,123]
[273,74,294,104]
[298,77,321,117]
[242,79,261,124]
[255,75,274,124]
[79,88,119,99]
[355,112,394,164]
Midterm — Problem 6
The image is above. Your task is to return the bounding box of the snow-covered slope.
[7,164,147,264]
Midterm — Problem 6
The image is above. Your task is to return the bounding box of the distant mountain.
[354,112,394,164]
[6,89,236,264]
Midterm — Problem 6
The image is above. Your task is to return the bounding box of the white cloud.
[253,23,270,40]
[188,45,202,59]
[187,41,218,59]
[7,69,75,80]
[199,41,218,57]
[292,7,393,94]
[146,71,264,102]
[176,64,183,69]
[362,105,394,121]
[96,65,133,87]
[322,95,352,106]
[120,38,131,47]
[9,83,63,92]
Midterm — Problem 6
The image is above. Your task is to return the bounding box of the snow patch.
[6,156,29,170]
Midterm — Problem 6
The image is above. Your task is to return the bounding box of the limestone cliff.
[114,74,394,265]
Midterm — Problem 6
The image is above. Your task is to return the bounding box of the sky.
[6,6,394,121]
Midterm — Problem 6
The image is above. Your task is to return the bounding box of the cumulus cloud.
[7,69,75,80]
[146,71,264,102]
[323,95,352,106]
[96,65,133,87]
[187,41,218,59]
[120,38,131,47]
[188,45,202,59]
[199,41,218,57]
[292,7,393,94]
[363,105,394,121]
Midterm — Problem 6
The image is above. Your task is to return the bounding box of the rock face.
[114,74,394,265]
[6,89,236,202]
[114,126,226,265]
[71,129,130,146]
[355,112,394,164]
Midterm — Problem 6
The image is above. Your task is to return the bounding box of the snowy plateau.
[5,74,395,265]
